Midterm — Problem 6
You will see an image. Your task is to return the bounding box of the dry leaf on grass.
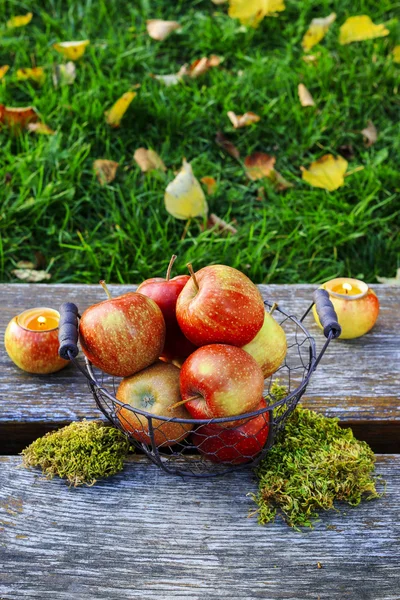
[393,46,400,63]
[207,213,237,235]
[134,148,166,173]
[7,13,32,28]
[339,16,389,45]
[183,55,222,78]
[301,53,320,65]
[0,105,39,130]
[244,152,276,180]
[12,269,51,282]
[215,131,240,159]
[93,160,119,185]
[298,83,315,107]
[17,67,46,85]
[27,122,55,135]
[0,65,10,80]
[269,170,294,191]
[165,159,208,220]
[146,19,181,41]
[53,40,90,60]
[377,268,400,285]
[152,73,183,86]
[228,0,285,28]
[201,177,217,195]
[16,260,35,269]
[105,91,136,127]
[53,62,76,87]
[302,13,336,51]
[361,120,377,147]
[227,111,260,128]
[301,154,348,191]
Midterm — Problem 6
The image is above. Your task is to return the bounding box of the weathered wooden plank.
[1,284,399,453]
[0,454,399,599]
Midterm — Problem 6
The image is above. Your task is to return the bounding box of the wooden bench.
[1,283,399,598]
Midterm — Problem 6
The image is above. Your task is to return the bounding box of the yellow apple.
[242,312,287,378]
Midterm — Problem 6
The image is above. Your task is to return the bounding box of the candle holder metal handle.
[58,291,339,477]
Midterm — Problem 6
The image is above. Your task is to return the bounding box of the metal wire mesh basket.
[59,290,341,477]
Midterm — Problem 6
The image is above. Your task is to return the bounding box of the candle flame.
[37,316,47,326]
[342,282,352,294]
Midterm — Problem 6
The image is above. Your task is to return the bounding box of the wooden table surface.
[1,283,399,599]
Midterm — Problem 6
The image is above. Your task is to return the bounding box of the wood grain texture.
[1,284,399,452]
[0,454,399,600]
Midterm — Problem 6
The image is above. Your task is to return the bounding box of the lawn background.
[1,0,399,284]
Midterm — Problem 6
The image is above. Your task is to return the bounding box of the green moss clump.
[253,383,382,528]
[21,420,130,487]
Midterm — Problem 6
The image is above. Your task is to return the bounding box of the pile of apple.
[79,257,287,465]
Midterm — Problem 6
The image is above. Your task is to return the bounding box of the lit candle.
[4,307,68,374]
[313,278,379,339]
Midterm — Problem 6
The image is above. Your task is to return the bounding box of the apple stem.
[269,302,278,315]
[186,263,199,291]
[168,395,201,411]
[166,254,177,281]
[99,280,112,300]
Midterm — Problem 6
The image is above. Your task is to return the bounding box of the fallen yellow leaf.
[17,67,46,86]
[12,269,51,282]
[93,160,119,185]
[301,154,348,191]
[105,91,136,127]
[165,159,208,220]
[361,120,377,147]
[339,16,389,45]
[0,65,10,80]
[53,62,76,87]
[27,122,55,135]
[53,40,90,60]
[298,83,315,107]
[134,148,166,173]
[244,152,276,180]
[201,176,217,195]
[302,13,336,51]
[228,0,285,27]
[392,46,400,63]
[227,111,261,128]
[7,12,32,28]
[146,19,181,41]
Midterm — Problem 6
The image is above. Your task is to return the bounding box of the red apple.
[192,399,270,464]
[242,310,287,378]
[79,281,165,377]
[176,264,265,346]
[116,361,193,447]
[136,255,197,361]
[179,344,265,420]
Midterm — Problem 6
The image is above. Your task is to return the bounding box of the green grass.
[0,0,399,284]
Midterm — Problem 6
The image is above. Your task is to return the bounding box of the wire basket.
[59,290,341,477]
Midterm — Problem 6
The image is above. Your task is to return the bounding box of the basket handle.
[58,302,79,360]
[313,289,341,339]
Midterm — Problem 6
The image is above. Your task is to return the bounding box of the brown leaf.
[269,170,294,191]
[93,159,119,185]
[183,55,222,78]
[12,269,51,282]
[134,148,166,173]
[298,83,315,107]
[0,105,39,131]
[215,131,240,159]
[338,144,354,161]
[244,152,276,180]
[207,213,237,235]
[201,176,217,195]
[146,19,181,41]
[227,111,261,128]
[361,120,378,147]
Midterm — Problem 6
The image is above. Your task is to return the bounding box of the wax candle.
[4,307,68,374]
[313,278,379,339]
